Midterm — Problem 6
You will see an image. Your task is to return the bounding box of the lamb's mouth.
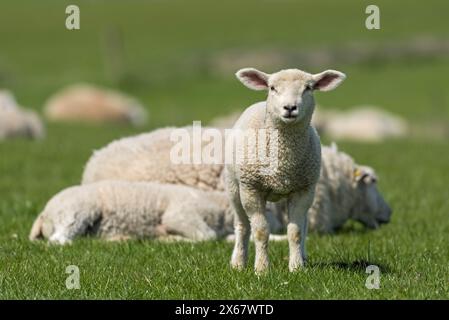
[281,114,298,122]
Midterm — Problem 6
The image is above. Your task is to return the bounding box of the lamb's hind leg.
[287,190,314,271]
[162,206,218,241]
[240,187,269,274]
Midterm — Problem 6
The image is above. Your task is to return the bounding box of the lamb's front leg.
[228,179,251,270]
[287,190,315,272]
[240,187,269,274]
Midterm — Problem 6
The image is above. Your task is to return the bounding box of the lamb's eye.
[270,86,276,91]
[304,84,312,91]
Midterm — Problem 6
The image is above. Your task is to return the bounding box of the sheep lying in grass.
[268,143,391,234]
[0,90,45,140]
[31,145,391,245]
[44,84,147,126]
[82,126,226,191]
[29,181,235,244]
[313,106,408,142]
[225,67,346,273]
[29,180,290,244]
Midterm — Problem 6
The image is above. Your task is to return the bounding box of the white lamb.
[29,181,234,244]
[225,67,346,273]
[31,181,295,245]
[44,84,147,126]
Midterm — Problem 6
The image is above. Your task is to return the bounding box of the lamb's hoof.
[289,259,307,272]
[254,267,269,276]
[254,260,269,275]
[230,260,246,271]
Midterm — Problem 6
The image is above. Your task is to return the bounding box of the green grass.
[0,0,448,299]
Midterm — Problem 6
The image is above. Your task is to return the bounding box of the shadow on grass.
[311,260,393,274]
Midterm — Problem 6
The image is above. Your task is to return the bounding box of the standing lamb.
[226,68,345,273]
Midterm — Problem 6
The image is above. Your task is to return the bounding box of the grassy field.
[0,0,448,299]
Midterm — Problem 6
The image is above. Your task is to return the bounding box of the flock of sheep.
[2,68,393,273]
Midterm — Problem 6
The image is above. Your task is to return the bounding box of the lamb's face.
[235,68,346,126]
[266,70,315,124]
[351,166,392,229]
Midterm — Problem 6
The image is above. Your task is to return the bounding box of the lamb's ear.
[236,68,270,91]
[312,70,346,92]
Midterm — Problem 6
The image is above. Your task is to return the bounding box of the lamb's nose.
[283,105,297,112]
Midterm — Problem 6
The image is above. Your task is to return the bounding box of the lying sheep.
[82,126,226,191]
[29,181,235,244]
[269,143,391,234]
[314,106,408,142]
[226,67,346,273]
[31,144,391,245]
[0,90,45,140]
[29,179,289,244]
[43,84,147,126]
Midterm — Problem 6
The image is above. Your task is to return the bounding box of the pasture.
[0,0,448,299]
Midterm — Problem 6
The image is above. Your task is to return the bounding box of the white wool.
[29,181,234,244]
[82,126,226,190]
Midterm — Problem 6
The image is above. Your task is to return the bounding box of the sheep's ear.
[312,70,346,92]
[354,166,378,184]
[236,68,270,91]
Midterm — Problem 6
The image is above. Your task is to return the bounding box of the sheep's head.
[350,165,392,229]
[236,68,346,126]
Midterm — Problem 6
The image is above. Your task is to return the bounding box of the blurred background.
[1,0,449,226]
[1,0,448,228]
